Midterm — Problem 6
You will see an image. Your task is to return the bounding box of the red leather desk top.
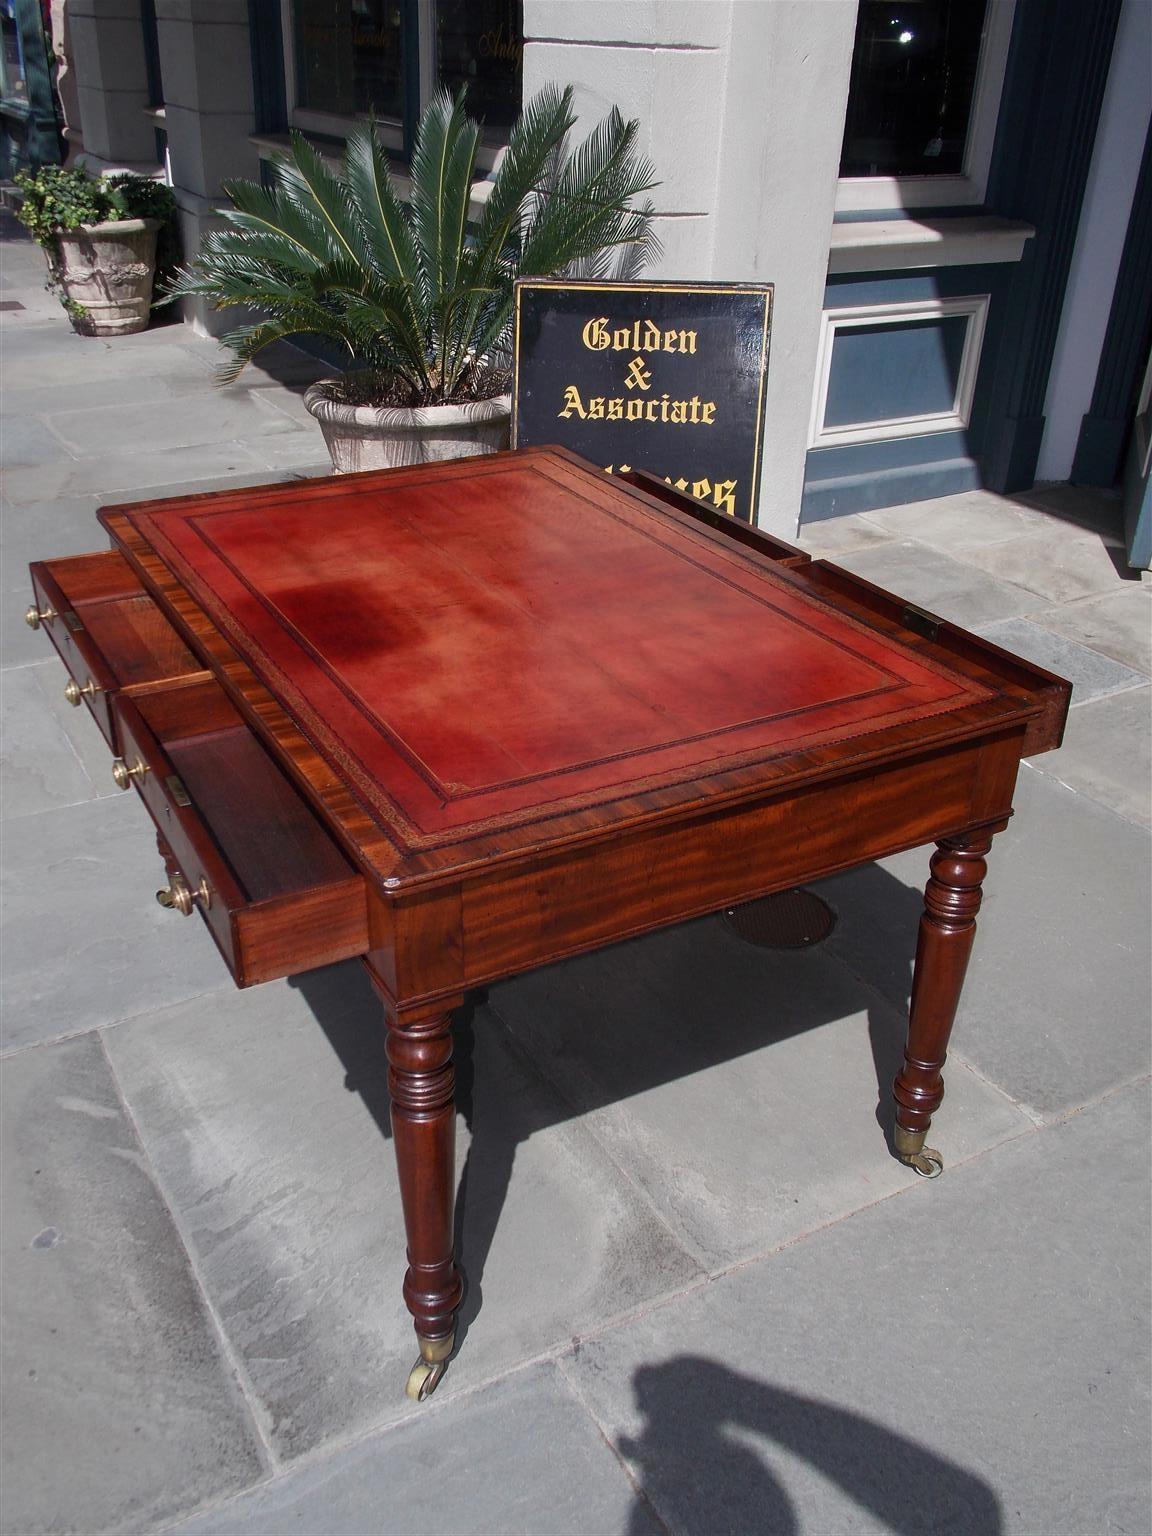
[107,449,998,855]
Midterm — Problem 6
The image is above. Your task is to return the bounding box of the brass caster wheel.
[904,1146,944,1179]
[893,1123,944,1178]
[405,1356,449,1402]
[403,1330,454,1402]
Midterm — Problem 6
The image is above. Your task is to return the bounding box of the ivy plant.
[14,164,181,312]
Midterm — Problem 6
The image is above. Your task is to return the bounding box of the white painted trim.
[836,0,1017,212]
[828,215,1033,272]
[808,295,991,449]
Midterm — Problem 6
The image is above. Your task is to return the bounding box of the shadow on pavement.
[616,1356,1002,1535]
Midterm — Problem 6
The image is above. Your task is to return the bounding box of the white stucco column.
[154,0,262,334]
[522,0,858,536]
[711,3,857,535]
[68,0,157,166]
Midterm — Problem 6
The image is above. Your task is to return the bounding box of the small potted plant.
[14,165,177,337]
[168,85,660,471]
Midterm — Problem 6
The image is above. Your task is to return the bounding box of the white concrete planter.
[54,218,159,336]
[303,383,512,474]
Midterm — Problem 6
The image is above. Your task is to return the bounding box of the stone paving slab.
[792,511,896,555]
[1,491,108,571]
[172,1363,660,1536]
[1,1033,266,1536]
[39,659,133,796]
[1,372,214,419]
[1,332,219,389]
[2,439,276,505]
[2,413,76,467]
[102,962,703,1460]
[561,1080,1151,1536]
[825,539,1044,626]
[1027,684,1151,828]
[0,660,106,819]
[1,794,232,1052]
[43,392,308,457]
[861,488,1062,550]
[490,914,1030,1269]
[244,428,332,471]
[814,767,1152,1121]
[949,526,1133,605]
[1030,584,1152,675]
[974,615,1148,704]
[1014,480,1128,541]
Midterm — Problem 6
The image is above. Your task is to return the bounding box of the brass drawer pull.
[110,756,149,790]
[64,677,100,707]
[155,876,211,916]
[25,603,57,630]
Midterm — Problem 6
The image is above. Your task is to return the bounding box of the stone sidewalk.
[2,216,1149,1536]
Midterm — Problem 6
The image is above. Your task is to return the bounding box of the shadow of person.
[617,1357,1002,1536]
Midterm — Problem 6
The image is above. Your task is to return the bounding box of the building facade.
[13,0,1152,550]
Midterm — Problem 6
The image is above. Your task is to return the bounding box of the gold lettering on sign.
[581,317,698,355]
[558,386,717,424]
[604,467,740,517]
[623,356,652,391]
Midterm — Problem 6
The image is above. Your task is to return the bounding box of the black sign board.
[512,279,773,524]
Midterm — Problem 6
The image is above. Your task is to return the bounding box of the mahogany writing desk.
[27,446,1070,1399]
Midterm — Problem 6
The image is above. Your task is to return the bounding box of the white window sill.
[828,215,1034,274]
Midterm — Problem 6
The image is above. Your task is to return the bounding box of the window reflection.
[437,0,522,130]
[293,0,405,120]
[0,0,28,104]
[840,0,989,178]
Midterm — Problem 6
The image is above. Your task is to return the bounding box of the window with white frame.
[808,296,991,449]
[282,0,522,158]
[837,0,1016,211]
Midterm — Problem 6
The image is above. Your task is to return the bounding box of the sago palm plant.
[169,85,659,406]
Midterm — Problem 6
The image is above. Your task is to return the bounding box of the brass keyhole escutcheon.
[25,604,57,630]
[64,677,100,707]
[111,756,149,790]
[156,876,211,915]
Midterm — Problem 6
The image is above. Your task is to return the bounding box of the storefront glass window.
[437,0,522,130]
[0,0,29,105]
[293,0,405,120]
[840,0,989,178]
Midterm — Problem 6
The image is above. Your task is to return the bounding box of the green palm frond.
[172,88,660,405]
[409,92,477,304]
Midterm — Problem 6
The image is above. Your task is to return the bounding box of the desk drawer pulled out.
[27,549,209,750]
[112,680,369,986]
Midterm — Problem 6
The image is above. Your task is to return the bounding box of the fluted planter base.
[303,384,512,474]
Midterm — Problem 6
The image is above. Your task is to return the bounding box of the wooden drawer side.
[616,467,811,567]
[113,684,369,986]
[29,550,208,749]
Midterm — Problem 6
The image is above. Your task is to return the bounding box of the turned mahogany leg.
[893,832,996,1178]
[383,1001,464,1400]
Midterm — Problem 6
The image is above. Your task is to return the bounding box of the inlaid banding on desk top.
[115,452,994,838]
